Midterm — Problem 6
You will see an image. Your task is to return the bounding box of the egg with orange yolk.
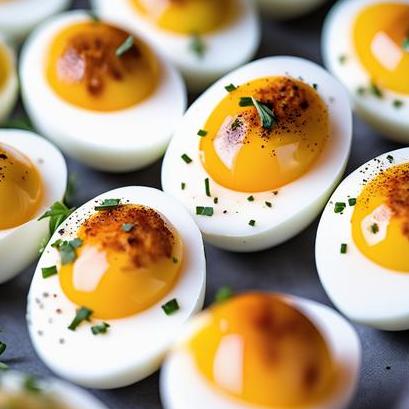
[323,0,409,143]
[20,10,187,172]
[91,0,260,91]
[0,129,67,284]
[316,148,409,330]
[256,0,328,19]
[0,35,17,123]
[162,56,352,252]
[28,186,206,389]
[0,0,70,41]
[161,292,361,409]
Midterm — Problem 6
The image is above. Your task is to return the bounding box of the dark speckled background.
[0,1,408,408]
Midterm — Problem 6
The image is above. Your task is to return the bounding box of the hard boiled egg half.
[256,0,328,19]
[316,148,409,331]
[91,0,260,91]
[20,11,187,172]
[323,0,409,143]
[0,0,70,41]
[162,56,352,252]
[161,292,361,409]
[0,371,108,409]
[0,129,67,284]
[0,35,18,123]
[27,186,206,389]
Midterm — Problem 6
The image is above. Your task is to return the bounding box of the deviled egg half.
[316,148,409,331]
[20,10,187,172]
[0,371,108,409]
[0,129,67,284]
[161,292,361,409]
[257,0,328,19]
[323,0,409,143]
[162,56,352,252]
[0,0,70,41]
[0,35,18,123]
[28,186,206,389]
[91,0,260,91]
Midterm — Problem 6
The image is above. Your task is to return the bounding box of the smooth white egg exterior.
[161,295,361,409]
[0,0,70,41]
[162,56,352,252]
[0,130,67,284]
[0,371,109,409]
[0,35,18,123]
[322,0,409,143]
[316,148,409,331]
[20,11,187,172]
[27,186,206,389]
[91,0,260,92]
[257,0,328,19]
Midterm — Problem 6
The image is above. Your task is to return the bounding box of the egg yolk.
[189,293,336,407]
[0,143,43,231]
[130,0,235,34]
[59,204,183,319]
[200,77,329,193]
[46,22,160,112]
[353,3,409,95]
[0,43,10,92]
[352,162,409,272]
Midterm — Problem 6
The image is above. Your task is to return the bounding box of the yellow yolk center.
[0,143,43,230]
[46,22,160,112]
[353,3,409,94]
[189,293,336,407]
[130,0,234,34]
[0,43,11,92]
[59,204,183,319]
[352,162,409,272]
[200,77,329,193]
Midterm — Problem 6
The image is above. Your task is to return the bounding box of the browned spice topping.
[57,25,141,96]
[82,204,175,268]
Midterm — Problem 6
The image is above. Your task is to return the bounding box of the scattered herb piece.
[348,198,357,206]
[312,83,318,90]
[338,54,347,64]
[205,178,211,197]
[214,286,234,303]
[91,322,110,335]
[225,83,237,92]
[239,96,254,107]
[181,182,186,190]
[252,98,277,129]
[122,223,134,232]
[189,33,206,57]
[52,239,82,265]
[64,173,77,207]
[213,197,218,204]
[181,153,192,164]
[249,219,256,227]
[265,201,272,208]
[386,155,394,163]
[68,307,93,331]
[0,342,6,356]
[230,118,242,131]
[340,243,348,254]
[402,37,409,51]
[95,198,121,211]
[116,35,134,57]
[247,195,255,202]
[23,375,42,393]
[369,81,383,98]
[197,129,208,137]
[196,206,214,217]
[162,299,180,315]
[41,265,58,279]
[0,362,8,370]
[334,202,346,213]
[371,223,379,234]
[393,99,404,109]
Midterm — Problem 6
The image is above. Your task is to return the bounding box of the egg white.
[322,0,409,143]
[161,56,352,252]
[161,294,361,409]
[0,0,70,41]
[0,130,67,284]
[256,0,328,19]
[316,148,409,331]
[0,371,109,409]
[91,0,260,92]
[27,186,206,389]
[0,35,18,123]
[20,10,187,172]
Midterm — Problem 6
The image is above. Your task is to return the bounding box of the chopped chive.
[340,243,348,254]
[181,153,192,164]
[197,129,208,137]
[172,257,179,264]
[122,223,134,232]
[348,198,357,206]
[252,98,277,129]
[338,54,347,64]
[312,83,318,90]
[386,155,394,163]
[393,99,404,109]
[214,286,234,303]
[231,118,242,131]
[189,33,206,57]
[162,299,180,315]
[249,219,256,227]
[402,37,409,51]
[52,239,82,265]
[0,362,8,370]
[116,35,134,57]
[204,178,211,197]
[68,307,93,331]
[239,96,254,107]
[70,238,83,249]
[23,375,42,393]
[247,195,255,202]
[64,173,77,208]
[213,197,219,204]
[334,202,346,213]
[0,342,6,356]
[196,206,214,217]
[41,265,58,279]
[369,81,383,98]
[91,322,110,335]
[95,198,121,211]
[225,83,237,92]
[181,182,186,190]
[265,201,272,208]
[371,223,379,234]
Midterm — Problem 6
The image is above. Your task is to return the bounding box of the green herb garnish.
[334,202,346,213]
[239,96,254,107]
[402,37,409,51]
[213,197,218,204]
[23,375,42,394]
[0,342,6,356]
[181,153,192,164]
[340,243,348,254]
[214,286,234,303]
[64,173,77,207]
[181,182,186,190]
[189,33,206,57]
[116,35,134,57]
[338,54,347,64]
[239,97,277,129]
[387,155,394,163]
[122,223,134,232]
[348,198,357,206]
[249,219,256,227]
[197,129,208,137]
[196,206,214,217]
[265,201,272,208]
[247,195,255,202]
[162,299,180,316]
[95,198,121,211]
[68,307,93,331]
[371,223,379,234]
[204,178,211,197]
[0,362,8,370]
[393,99,404,109]
[91,322,110,335]
[225,83,237,92]
[369,81,383,98]
[41,265,58,279]
[52,238,83,265]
